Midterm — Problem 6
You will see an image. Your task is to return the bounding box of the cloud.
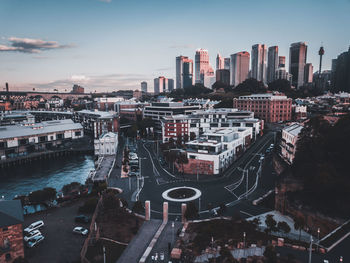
[169,44,194,49]
[16,73,152,93]
[0,37,74,53]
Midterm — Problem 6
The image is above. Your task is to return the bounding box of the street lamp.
[308,235,313,263]
[172,221,175,244]
[243,232,246,248]
[317,228,320,252]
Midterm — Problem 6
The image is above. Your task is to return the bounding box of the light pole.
[172,221,175,244]
[198,196,201,214]
[317,228,320,252]
[308,235,313,263]
[243,232,246,248]
[103,245,106,263]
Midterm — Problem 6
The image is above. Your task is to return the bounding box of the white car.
[24,229,42,242]
[73,227,89,236]
[24,220,44,234]
[26,235,44,248]
[129,154,138,160]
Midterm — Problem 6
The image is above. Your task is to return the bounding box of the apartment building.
[280,123,303,164]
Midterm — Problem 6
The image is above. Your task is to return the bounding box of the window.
[2,227,8,231]
[75,131,81,137]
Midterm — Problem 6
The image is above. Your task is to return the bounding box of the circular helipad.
[162,186,201,202]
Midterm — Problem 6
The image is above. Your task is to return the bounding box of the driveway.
[24,199,89,263]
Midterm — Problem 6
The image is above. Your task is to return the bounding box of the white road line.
[240,210,254,217]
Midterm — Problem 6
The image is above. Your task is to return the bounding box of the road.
[108,132,277,220]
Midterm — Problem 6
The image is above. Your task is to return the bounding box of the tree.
[265,214,277,234]
[177,153,189,177]
[294,216,305,240]
[264,245,277,263]
[277,221,291,237]
[102,191,118,210]
[132,201,145,214]
[184,201,199,220]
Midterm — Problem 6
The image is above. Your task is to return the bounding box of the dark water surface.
[0,155,94,200]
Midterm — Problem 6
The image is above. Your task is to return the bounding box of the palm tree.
[294,216,305,241]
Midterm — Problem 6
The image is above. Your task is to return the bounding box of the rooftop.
[77,110,115,118]
[0,200,24,228]
[283,123,304,136]
[0,119,83,140]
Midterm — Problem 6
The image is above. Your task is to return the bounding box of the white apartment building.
[180,127,253,175]
[94,132,118,156]
[280,123,303,164]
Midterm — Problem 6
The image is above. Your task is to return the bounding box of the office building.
[233,93,292,123]
[154,76,168,94]
[289,42,308,88]
[195,49,214,85]
[71,84,84,94]
[141,81,147,93]
[216,53,225,70]
[224,58,230,70]
[168,79,174,92]
[267,46,279,83]
[251,44,267,83]
[94,132,118,156]
[230,52,250,86]
[176,56,194,89]
[216,69,230,86]
[279,56,286,68]
[280,123,303,164]
[304,63,313,84]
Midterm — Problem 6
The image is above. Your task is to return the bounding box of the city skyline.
[0,0,349,92]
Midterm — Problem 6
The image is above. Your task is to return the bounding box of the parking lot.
[24,199,89,263]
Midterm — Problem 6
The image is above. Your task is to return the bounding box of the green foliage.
[277,221,291,235]
[214,98,233,108]
[132,201,145,214]
[291,114,350,217]
[62,182,81,195]
[264,245,277,263]
[79,197,99,213]
[293,216,305,241]
[168,84,212,99]
[184,201,199,220]
[102,191,119,210]
[233,78,267,94]
[265,214,277,234]
[28,187,57,204]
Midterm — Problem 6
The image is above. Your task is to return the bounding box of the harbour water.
[0,155,94,200]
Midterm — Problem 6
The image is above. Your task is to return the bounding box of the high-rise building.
[289,42,308,88]
[278,56,286,68]
[216,53,225,70]
[183,60,193,89]
[230,51,250,87]
[195,49,213,85]
[176,56,194,90]
[141,81,147,93]
[304,63,313,84]
[224,58,230,70]
[267,46,279,83]
[168,79,174,91]
[216,69,230,86]
[251,44,267,83]
[154,76,168,95]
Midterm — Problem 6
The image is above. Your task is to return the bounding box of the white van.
[24,220,44,234]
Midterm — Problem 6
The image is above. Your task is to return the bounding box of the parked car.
[73,227,89,236]
[24,230,42,242]
[75,215,90,223]
[24,220,44,234]
[129,160,139,165]
[129,171,139,177]
[26,235,44,248]
[130,165,139,172]
[129,155,138,160]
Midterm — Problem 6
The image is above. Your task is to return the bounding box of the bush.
[184,202,199,220]
[79,197,99,214]
[132,201,145,214]
[28,187,57,204]
[62,182,81,195]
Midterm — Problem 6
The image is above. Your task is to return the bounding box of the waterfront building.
[233,93,292,123]
[141,81,147,93]
[0,200,24,262]
[0,112,35,126]
[230,52,250,87]
[0,119,83,160]
[73,110,118,138]
[161,108,262,143]
[267,46,279,83]
[289,42,308,88]
[94,132,118,156]
[280,123,303,164]
[251,44,267,83]
[71,84,84,94]
[177,127,253,175]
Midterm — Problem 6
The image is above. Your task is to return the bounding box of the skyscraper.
[224,58,230,70]
[278,56,286,68]
[304,63,313,84]
[168,79,174,91]
[195,49,213,85]
[275,56,292,82]
[141,81,147,93]
[216,69,230,86]
[154,76,168,94]
[230,51,250,87]
[251,44,267,83]
[183,60,193,89]
[267,46,278,83]
[216,53,225,70]
[289,42,308,88]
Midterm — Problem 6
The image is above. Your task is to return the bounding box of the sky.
[0,0,349,93]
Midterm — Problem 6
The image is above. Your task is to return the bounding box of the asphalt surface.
[109,132,276,221]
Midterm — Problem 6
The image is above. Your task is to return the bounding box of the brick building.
[233,93,292,123]
[0,200,24,262]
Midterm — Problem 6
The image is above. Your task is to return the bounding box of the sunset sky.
[1,0,349,92]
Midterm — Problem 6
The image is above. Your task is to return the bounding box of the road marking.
[240,210,254,217]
